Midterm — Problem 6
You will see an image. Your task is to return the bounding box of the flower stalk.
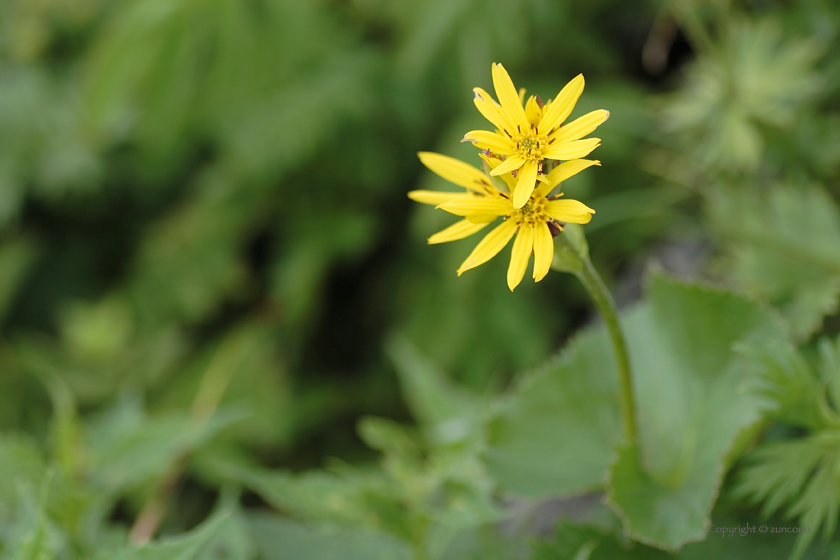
[554,233,637,447]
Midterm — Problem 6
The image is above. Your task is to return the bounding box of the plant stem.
[556,234,637,447]
[578,257,637,446]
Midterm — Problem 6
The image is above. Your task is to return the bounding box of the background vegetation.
[1,0,839,558]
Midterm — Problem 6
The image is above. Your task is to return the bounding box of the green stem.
[556,234,637,447]
[580,258,637,446]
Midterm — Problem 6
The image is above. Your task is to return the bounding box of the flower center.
[512,196,548,226]
[513,130,547,161]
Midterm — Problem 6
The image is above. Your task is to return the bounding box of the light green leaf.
[232,466,412,542]
[247,513,412,560]
[433,522,523,560]
[608,274,788,550]
[201,490,256,560]
[484,322,621,497]
[736,339,838,430]
[819,334,840,412]
[95,513,228,560]
[709,182,840,340]
[732,333,840,559]
[661,18,821,171]
[86,397,245,492]
[357,416,421,463]
[2,484,66,560]
[386,336,481,445]
[0,437,45,520]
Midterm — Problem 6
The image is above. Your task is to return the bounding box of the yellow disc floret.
[512,125,549,163]
[512,196,549,228]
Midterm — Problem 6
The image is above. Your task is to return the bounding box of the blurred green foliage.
[1,0,840,558]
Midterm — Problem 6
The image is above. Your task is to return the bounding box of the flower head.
[409,152,596,291]
[464,63,609,209]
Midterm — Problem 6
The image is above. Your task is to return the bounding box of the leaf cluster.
[734,335,840,559]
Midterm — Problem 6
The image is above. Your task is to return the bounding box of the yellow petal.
[507,224,534,291]
[539,74,584,134]
[532,222,554,281]
[489,154,524,176]
[546,199,595,224]
[438,197,511,217]
[525,95,542,125]
[408,190,470,205]
[418,152,492,193]
[457,219,518,276]
[473,87,512,133]
[479,153,503,168]
[465,213,500,224]
[479,154,518,191]
[428,219,490,244]
[544,138,601,161]
[552,110,610,144]
[541,97,553,116]
[500,174,518,191]
[535,159,600,197]
[463,130,515,154]
[512,160,538,209]
[492,63,528,129]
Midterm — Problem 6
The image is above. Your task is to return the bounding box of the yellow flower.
[409,152,597,291]
[464,63,609,210]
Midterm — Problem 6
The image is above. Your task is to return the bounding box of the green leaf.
[735,435,833,518]
[0,437,45,520]
[709,182,840,340]
[1,484,66,560]
[660,18,822,171]
[85,397,245,492]
[486,272,788,526]
[484,322,621,497]
[608,274,788,550]
[247,513,412,560]
[357,416,421,464]
[486,272,787,547]
[735,338,837,430]
[201,490,256,560]
[386,336,481,445]
[733,333,840,559]
[529,517,835,560]
[819,334,840,413]
[95,513,228,560]
[232,466,412,542]
[433,522,524,560]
